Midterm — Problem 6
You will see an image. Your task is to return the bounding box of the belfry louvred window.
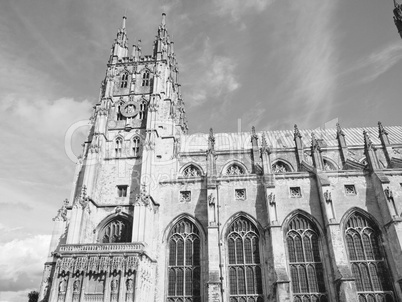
[167,218,201,302]
[142,70,151,86]
[345,212,395,302]
[286,215,327,302]
[99,217,132,243]
[132,136,140,157]
[227,217,263,302]
[139,100,146,119]
[120,72,129,88]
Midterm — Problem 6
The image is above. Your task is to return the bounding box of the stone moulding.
[58,243,145,254]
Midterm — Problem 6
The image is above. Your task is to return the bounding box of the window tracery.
[99,217,132,243]
[272,161,291,173]
[323,159,336,171]
[227,217,263,302]
[167,219,201,302]
[286,215,327,302]
[182,165,201,177]
[345,212,395,301]
[225,164,245,176]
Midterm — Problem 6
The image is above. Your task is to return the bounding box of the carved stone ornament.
[135,185,151,206]
[384,186,394,200]
[121,101,139,118]
[208,193,216,206]
[126,278,134,292]
[324,190,332,202]
[53,199,69,222]
[268,192,276,205]
[73,279,81,293]
[59,277,67,293]
[111,278,119,293]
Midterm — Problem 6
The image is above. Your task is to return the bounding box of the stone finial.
[378,121,388,136]
[294,124,302,139]
[336,122,344,138]
[311,132,320,151]
[363,130,374,150]
[208,128,215,151]
[161,13,166,26]
[260,133,271,155]
[121,15,127,30]
[53,200,68,222]
[251,126,258,142]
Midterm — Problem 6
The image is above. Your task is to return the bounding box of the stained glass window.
[227,217,263,302]
[167,219,201,302]
[345,212,395,302]
[286,215,327,302]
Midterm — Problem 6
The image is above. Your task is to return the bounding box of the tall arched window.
[167,218,201,302]
[227,216,263,302]
[120,73,129,88]
[286,215,327,302]
[345,212,395,301]
[115,137,123,157]
[99,217,132,243]
[132,137,140,157]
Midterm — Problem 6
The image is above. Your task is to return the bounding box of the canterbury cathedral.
[39,14,402,302]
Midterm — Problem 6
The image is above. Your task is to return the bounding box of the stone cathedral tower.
[39,13,402,302]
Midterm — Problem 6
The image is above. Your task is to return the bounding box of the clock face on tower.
[120,101,139,118]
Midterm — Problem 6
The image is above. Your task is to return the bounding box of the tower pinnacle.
[109,15,129,62]
[122,15,127,30]
[161,13,166,26]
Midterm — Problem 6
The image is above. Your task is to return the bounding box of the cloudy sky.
[1,0,401,301]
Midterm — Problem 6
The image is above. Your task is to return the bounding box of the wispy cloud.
[272,0,338,128]
[351,42,402,84]
[187,38,239,107]
[0,234,50,292]
[214,0,272,21]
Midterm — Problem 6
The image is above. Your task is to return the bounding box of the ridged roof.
[180,126,402,152]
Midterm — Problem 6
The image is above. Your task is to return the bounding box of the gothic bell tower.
[38,13,187,302]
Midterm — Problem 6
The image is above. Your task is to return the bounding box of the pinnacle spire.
[109,15,129,61]
[161,13,166,26]
[294,124,302,139]
[336,122,344,138]
[122,15,127,30]
[378,121,388,136]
